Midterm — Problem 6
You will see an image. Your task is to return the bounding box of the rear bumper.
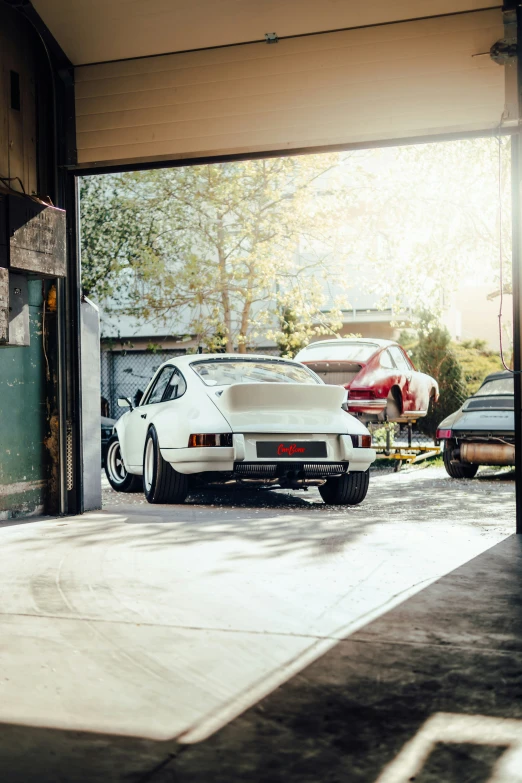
[234,462,348,482]
[161,446,235,474]
[348,399,387,412]
[161,436,376,475]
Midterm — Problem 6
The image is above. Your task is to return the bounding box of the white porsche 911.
[105,354,376,505]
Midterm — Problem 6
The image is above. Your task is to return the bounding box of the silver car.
[436,371,514,479]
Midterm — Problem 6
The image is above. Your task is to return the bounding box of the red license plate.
[256,441,327,458]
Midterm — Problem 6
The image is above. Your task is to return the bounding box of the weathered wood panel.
[8,196,67,278]
[75,9,505,168]
[0,4,38,195]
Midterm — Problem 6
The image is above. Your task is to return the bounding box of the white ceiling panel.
[32,0,501,65]
[75,9,504,169]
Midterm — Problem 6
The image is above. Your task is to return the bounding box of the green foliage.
[370,423,397,448]
[399,322,504,400]
[277,308,314,358]
[80,138,511,355]
[80,157,347,352]
[80,175,164,302]
[414,325,468,437]
[453,339,504,394]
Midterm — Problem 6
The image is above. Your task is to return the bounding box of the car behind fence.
[101,349,188,419]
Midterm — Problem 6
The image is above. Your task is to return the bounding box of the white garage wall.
[75,9,505,168]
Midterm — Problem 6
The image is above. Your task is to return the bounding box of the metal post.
[65,173,84,515]
[56,277,67,515]
[514,4,522,533]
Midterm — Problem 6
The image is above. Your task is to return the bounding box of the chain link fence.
[101,349,187,419]
[367,422,439,469]
[368,422,436,449]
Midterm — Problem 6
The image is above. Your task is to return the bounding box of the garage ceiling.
[75,9,504,169]
[31,0,501,65]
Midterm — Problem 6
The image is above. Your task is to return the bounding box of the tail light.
[188,434,233,447]
[348,389,375,400]
[435,428,452,440]
[351,434,372,448]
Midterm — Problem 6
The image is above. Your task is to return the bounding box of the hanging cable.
[0,174,26,194]
[496,127,518,373]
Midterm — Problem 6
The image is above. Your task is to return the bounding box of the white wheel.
[106,439,127,486]
[104,435,142,493]
[144,435,155,493]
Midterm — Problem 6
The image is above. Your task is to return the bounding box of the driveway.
[0,465,516,781]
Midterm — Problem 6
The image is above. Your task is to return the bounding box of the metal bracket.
[491,39,518,65]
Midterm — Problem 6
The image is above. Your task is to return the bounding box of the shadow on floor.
[0,534,521,782]
[6,468,515,565]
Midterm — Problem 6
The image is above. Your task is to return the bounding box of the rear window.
[191,359,321,387]
[298,342,379,362]
[475,377,514,397]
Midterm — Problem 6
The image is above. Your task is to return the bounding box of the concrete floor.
[0,465,518,782]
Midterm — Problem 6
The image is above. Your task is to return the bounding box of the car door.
[388,346,413,412]
[124,365,176,468]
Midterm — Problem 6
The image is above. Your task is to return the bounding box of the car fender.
[437,408,463,431]
[144,386,233,451]
[417,372,439,405]
[114,409,132,464]
[349,364,404,402]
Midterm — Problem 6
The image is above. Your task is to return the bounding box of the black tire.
[319,470,370,505]
[143,426,189,504]
[443,443,479,479]
[105,435,143,492]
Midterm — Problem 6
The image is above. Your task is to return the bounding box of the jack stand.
[407,421,413,448]
[385,422,392,456]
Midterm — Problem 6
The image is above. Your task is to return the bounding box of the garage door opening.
[77,135,515,512]
[4,2,522,778]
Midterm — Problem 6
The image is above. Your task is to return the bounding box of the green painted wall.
[0,280,47,518]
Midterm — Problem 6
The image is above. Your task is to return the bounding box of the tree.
[80,138,509,351]
[345,137,511,321]
[413,325,468,437]
[276,307,312,358]
[80,175,164,302]
[453,339,504,394]
[82,156,354,352]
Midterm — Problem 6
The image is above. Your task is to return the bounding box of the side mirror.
[118,397,133,410]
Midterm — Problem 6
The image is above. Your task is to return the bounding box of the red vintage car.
[294,338,439,423]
